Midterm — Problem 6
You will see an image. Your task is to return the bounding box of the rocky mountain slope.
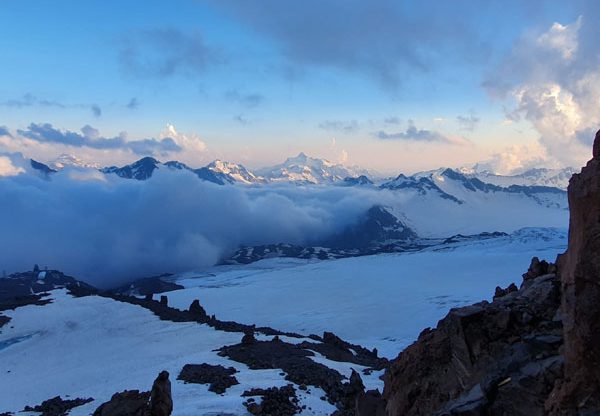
[380,130,600,416]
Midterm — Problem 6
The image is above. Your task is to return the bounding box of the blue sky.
[0,0,598,173]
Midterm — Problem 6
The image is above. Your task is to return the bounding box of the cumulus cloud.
[17,123,180,156]
[473,142,552,175]
[119,28,223,78]
[0,169,386,287]
[486,9,600,167]
[0,155,25,177]
[158,123,207,155]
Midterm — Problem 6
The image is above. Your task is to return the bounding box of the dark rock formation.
[23,396,93,416]
[242,385,301,416]
[0,314,10,329]
[93,390,151,416]
[177,364,239,394]
[383,269,562,415]
[93,372,172,416]
[547,129,600,414]
[149,371,172,416]
[0,269,95,309]
[110,275,183,297]
[382,129,600,415]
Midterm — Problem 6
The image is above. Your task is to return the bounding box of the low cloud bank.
[0,168,384,287]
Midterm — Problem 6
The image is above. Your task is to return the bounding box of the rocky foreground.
[379,131,600,416]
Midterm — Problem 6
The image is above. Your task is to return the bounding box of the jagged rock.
[149,371,172,416]
[356,389,386,416]
[93,390,151,416]
[159,296,168,306]
[177,364,239,394]
[522,257,550,284]
[547,129,600,414]
[242,330,257,345]
[188,299,207,318]
[493,282,518,299]
[382,271,562,415]
[23,396,94,416]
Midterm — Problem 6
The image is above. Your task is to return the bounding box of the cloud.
[119,28,223,78]
[473,142,552,175]
[0,155,25,177]
[233,114,250,125]
[208,1,515,87]
[0,126,12,137]
[17,123,181,156]
[374,121,452,143]
[319,120,359,134]
[384,117,401,125]
[126,97,140,109]
[225,90,264,108]
[485,10,600,167]
[2,94,106,118]
[457,113,480,131]
[1,93,66,109]
[0,169,385,287]
[158,123,207,155]
[91,104,102,118]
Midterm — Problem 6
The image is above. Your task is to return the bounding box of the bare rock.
[93,390,150,416]
[177,363,239,394]
[23,396,93,416]
[547,129,600,414]
[150,371,172,416]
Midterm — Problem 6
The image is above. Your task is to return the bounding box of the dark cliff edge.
[379,130,600,416]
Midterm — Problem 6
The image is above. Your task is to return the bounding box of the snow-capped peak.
[50,154,100,170]
[258,153,370,184]
[206,159,263,184]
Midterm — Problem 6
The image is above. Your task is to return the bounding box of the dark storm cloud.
[119,28,224,78]
[18,123,181,155]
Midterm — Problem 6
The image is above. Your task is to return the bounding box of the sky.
[1,0,599,174]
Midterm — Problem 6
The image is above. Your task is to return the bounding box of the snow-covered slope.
[257,153,370,184]
[379,168,567,237]
[50,154,100,170]
[0,228,566,415]
[165,227,567,358]
[206,160,264,184]
[461,167,576,190]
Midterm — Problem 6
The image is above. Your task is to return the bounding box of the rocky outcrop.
[23,396,93,416]
[93,372,172,416]
[93,390,151,416]
[382,269,562,415]
[149,371,172,416]
[547,130,600,414]
[382,129,600,415]
[177,364,239,394]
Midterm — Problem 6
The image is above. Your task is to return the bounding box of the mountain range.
[31,152,574,190]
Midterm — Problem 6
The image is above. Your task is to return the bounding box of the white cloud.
[488,15,600,168]
[160,123,207,161]
[0,155,25,177]
[536,16,582,60]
